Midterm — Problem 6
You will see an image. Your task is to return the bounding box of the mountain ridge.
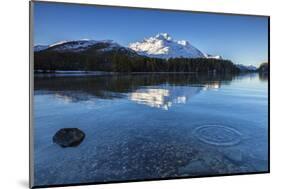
[34,33,222,60]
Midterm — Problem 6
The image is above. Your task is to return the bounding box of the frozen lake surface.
[33,73,268,186]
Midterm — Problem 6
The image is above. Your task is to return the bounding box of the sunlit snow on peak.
[128,33,220,59]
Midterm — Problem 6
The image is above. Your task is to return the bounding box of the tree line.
[34,50,239,73]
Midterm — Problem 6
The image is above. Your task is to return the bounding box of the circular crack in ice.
[193,124,242,146]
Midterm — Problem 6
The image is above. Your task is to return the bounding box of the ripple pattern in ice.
[194,124,242,146]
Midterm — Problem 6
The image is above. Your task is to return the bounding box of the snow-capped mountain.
[34,35,221,60]
[236,64,257,71]
[128,33,221,59]
[34,39,133,53]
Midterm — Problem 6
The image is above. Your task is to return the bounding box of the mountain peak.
[155,33,172,41]
[129,33,207,59]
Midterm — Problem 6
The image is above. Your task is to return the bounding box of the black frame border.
[29,1,270,188]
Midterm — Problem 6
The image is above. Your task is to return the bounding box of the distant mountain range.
[236,64,257,71]
[34,33,261,73]
[34,33,221,59]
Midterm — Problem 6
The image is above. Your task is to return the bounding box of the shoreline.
[34,70,203,77]
[34,70,245,76]
[34,70,261,77]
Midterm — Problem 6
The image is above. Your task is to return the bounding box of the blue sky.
[33,2,268,66]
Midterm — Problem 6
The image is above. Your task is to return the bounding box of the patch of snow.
[204,54,222,59]
[49,40,69,47]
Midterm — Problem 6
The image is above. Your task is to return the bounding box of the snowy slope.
[128,33,221,59]
[34,39,125,53]
[34,45,49,52]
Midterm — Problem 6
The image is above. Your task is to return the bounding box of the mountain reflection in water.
[34,73,228,109]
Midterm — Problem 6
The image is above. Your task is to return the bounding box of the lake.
[33,73,268,186]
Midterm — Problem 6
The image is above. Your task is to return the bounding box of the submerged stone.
[53,128,85,147]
